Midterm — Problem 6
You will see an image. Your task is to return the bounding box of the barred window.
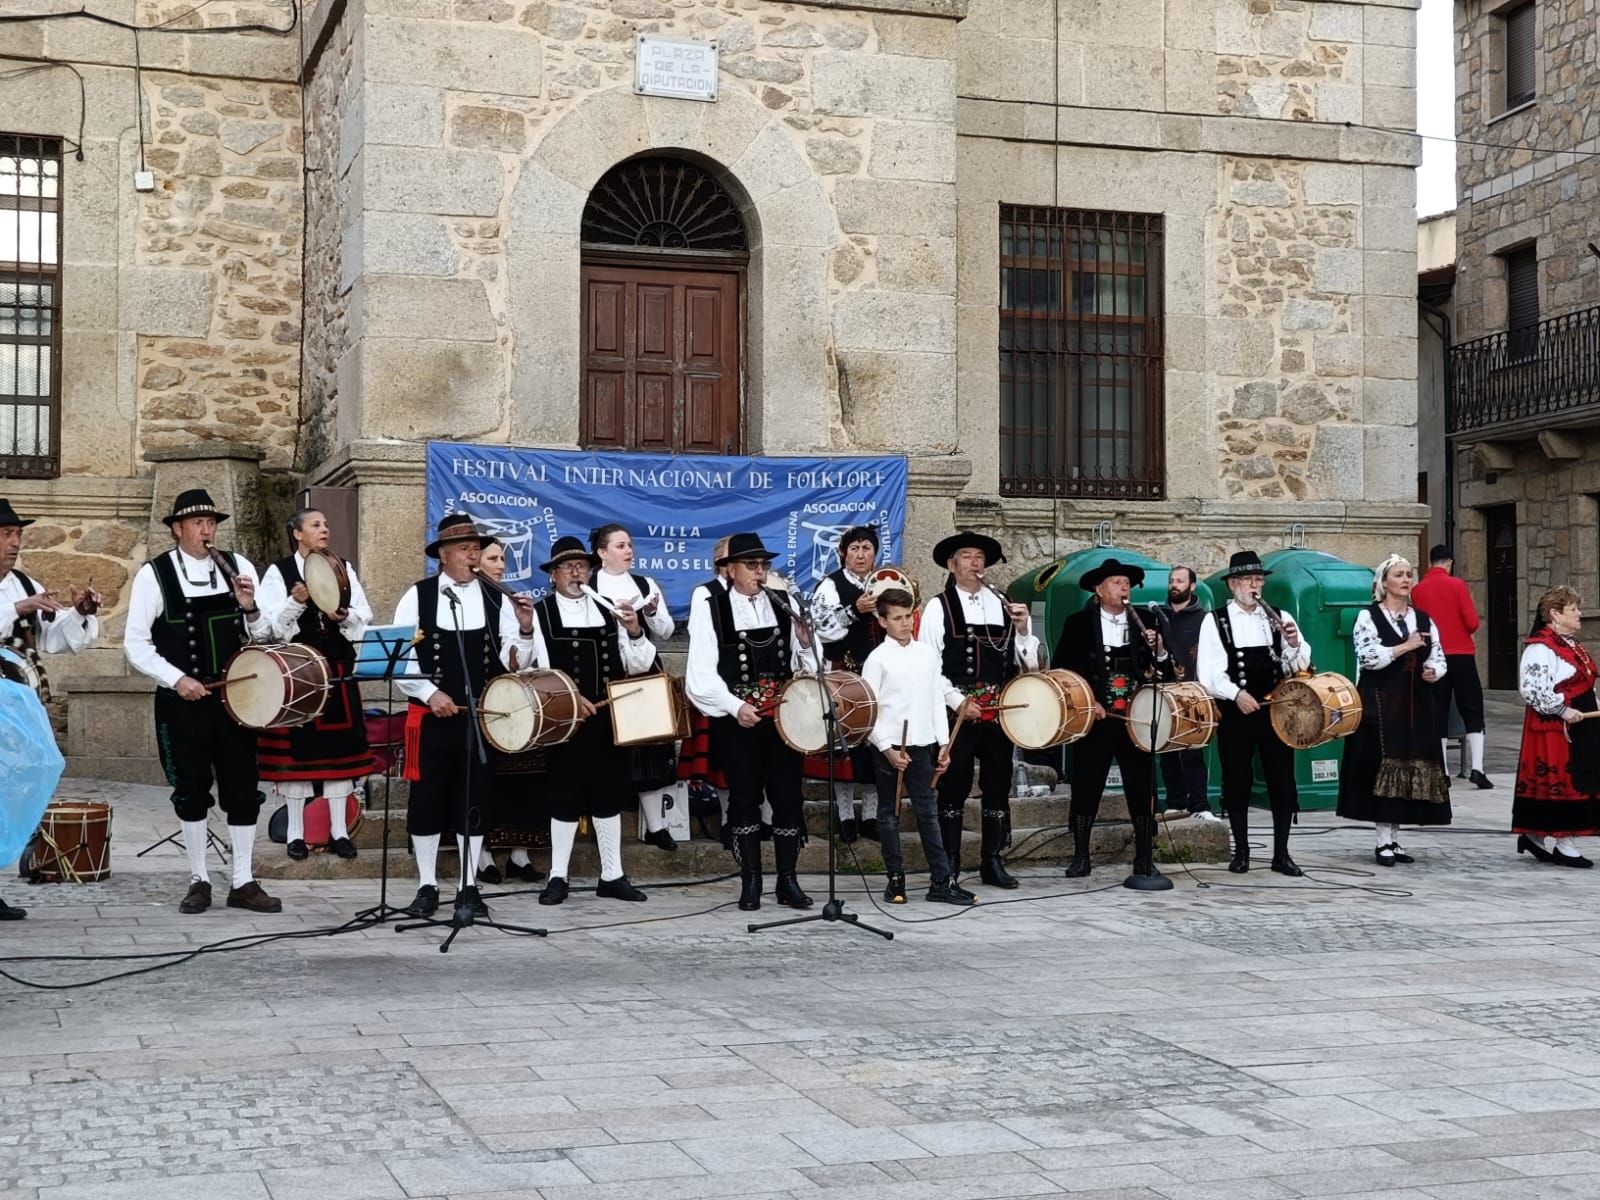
[999,206,1164,499]
[1,135,62,479]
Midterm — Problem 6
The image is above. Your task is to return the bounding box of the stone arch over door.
[506,86,838,454]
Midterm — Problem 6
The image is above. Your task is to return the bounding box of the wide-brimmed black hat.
[162,488,229,527]
[1079,558,1146,591]
[716,532,778,566]
[541,535,600,573]
[425,513,484,559]
[932,531,1004,568]
[1221,550,1273,579]
[0,498,34,528]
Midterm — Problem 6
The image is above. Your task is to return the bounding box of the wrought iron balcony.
[1449,303,1600,437]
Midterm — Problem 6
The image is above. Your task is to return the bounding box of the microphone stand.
[748,584,892,941]
[395,583,548,952]
[1124,602,1175,893]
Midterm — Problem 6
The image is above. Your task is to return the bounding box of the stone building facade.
[1443,0,1600,688]
[1,0,1424,768]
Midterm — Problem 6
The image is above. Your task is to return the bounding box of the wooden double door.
[580,260,742,455]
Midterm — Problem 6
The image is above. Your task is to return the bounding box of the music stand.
[136,822,230,863]
[351,624,422,925]
[391,593,546,952]
[749,587,893,941]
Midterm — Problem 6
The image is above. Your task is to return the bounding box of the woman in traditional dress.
[1337,554,1450,865]
[1514,586,1600,868]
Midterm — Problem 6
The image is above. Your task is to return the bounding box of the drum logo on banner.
[425,444,909,612]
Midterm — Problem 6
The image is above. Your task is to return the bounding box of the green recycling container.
[1202,548,1375,811]
[1007,548,1224,803]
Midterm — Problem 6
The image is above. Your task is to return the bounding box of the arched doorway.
[579,156,748,455]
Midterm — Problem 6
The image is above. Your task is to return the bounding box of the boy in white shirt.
[860,589,978,906]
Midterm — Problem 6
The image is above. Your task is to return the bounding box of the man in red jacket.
[1413,544,1493,788]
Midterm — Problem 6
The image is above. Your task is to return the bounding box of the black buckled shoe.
[1552,850,1595,868]
[477,860,503,885]
[1389,845,1414,864]
[331,836,358,860]
[226,881,284,913]
[883,872,907,904]
[837,818,859,845]
[538,876,570,906]
[405,885,439,917]
[1517,834,1554,863]
[926,877,977,906]
[1469,770,1495,790]
[0,896,26,921]
[1064,852,1091,878]
[980,858,1019,889]
[287,839,309,861]
[453,886,485,926]
[508,859,545,883]
[1374,845,1395,867]
[1228,850,1250,874]
[597,875,648,901]
[1269,855,1304,878]
[860,818,880,842]
[179,880,213,914]
[775,872,813,909]
[644,828,678,852]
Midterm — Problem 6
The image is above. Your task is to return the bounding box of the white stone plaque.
[635,35,718,103]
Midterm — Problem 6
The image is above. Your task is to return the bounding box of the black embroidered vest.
[536,593,625,702]
[412,575,503,706]
[821,568,879,672]
[709,585,793,689]
[149,551,248,684]
[274,554,355,667]
[1213,605,1284,702]
[938,579,1017,687]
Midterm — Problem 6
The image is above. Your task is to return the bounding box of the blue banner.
[425,443,908,613]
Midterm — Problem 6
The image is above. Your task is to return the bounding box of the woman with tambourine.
[1513,585,1600,868]
[1335,554,1450,866]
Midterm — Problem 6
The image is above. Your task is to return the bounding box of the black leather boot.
[1228,807,1250,873]
[979,807,1018,888]
[1270,806,1302,876]
[1125,812,1173,891]
[773,829,812,908]
[735,827,763,912]
[1064,807,1095,878]
[939,806,966,879]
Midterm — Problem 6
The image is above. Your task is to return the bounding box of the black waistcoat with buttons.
[273,554,356,667]
[5,568,41,653]
[149,550,248,684]
[708,584,793,688]
[821,568,880,671]
[1213,605,1284,703]
[411,576,502,706]
[536,593,624,702]
[938,579,1018,687]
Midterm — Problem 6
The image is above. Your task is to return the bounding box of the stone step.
[253,806,1228,881]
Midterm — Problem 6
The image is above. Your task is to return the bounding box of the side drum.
[1127,682,1219,754]
[480,669,584,753]
[22,801,113,883]
[775,672,879,755]
[1270,671,1364,750]
[997,669,1097,750]
[223,643,330,730]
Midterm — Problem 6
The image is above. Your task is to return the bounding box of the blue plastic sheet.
[0,679,65,867]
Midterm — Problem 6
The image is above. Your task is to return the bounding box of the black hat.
[932,531,1004,568]
[0,498,34,528]
[716,532,778,566]
[425,513,484,559]
[1221,550,1273,579]
[541,535,600,573]
[1079,558,1147,591]
[162,488,229,527]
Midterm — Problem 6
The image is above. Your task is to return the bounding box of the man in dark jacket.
[1157,565,1214,816]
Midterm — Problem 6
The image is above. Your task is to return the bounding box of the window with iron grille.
[0,135,61,479]
[1503,2,1536,109]
[999,206,1164,499]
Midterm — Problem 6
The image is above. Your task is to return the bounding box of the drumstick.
[936,704,973,773]
[892,719,909,816]
[203,674,258,691]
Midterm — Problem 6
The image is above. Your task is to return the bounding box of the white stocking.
[478,847,495,870]
[180,820,210,883]
[595,815,624,881]
[1374,823,1394,847]
[832,782,854,821]
[412,833,440,889]
[1554,836,1582,856]
[1439,739,1451,773]
[549,819,578,879]
[509,848,532,867]
[285,795,306,844]
[229,823,257,888]
[456,834,482,888]
[1466,732,1486,773]
[861,785,879,821]
[639,790,667,833]
[326,782,353,840]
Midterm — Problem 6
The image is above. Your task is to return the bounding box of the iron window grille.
[581,157,747,253]
[0,134,62,479]
[999,206,1165,499]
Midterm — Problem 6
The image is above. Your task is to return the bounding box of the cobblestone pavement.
[5,692,1600,1199]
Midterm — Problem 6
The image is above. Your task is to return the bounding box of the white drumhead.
[998,674,1065,750]
[611,674,677,744]
[776,677,828,754]
[1126,687,1175,753]
[303,552,343,615]
[226,647,285,729]
[482,675,536,753]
